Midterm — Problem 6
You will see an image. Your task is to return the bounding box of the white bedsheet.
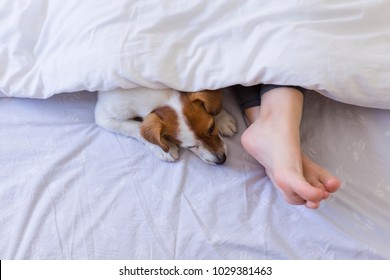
[1,90,389,259]
[1,0,390,108]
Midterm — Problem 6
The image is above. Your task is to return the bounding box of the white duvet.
[1,0,390,108]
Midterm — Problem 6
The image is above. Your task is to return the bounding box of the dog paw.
[216,110,237,137]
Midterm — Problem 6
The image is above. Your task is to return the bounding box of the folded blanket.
[1,0,389,109]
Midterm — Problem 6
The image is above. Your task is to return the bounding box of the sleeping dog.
[95,88,237,165]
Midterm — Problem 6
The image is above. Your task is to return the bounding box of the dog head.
[140,90,227,165]
[180,90,227,165]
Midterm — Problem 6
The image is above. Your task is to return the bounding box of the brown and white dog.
[95,88,237,165]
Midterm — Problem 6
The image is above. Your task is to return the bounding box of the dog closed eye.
[184,145,198,149]
[208,122,215,135]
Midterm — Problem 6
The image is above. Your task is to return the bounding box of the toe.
[281,172,323,203]
[273,171,323,205]
[322,177,341,193]
[297,184,323,203]
[305,178,329,199]
[305,201,320,209]
[283,192,306,206]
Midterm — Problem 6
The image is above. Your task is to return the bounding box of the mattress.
[1,89,389,259]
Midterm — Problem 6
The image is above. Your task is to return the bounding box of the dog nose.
[215,154,226,165]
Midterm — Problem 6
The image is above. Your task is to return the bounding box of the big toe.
[274,171,324,205]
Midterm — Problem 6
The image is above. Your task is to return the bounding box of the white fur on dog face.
[168,94,227,165]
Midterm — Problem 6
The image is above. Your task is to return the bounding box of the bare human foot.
[241,88,341,208]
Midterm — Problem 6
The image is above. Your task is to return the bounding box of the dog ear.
[140,113,170,152]
[188,90,223,115]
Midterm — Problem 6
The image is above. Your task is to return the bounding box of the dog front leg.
[96,116,179,162]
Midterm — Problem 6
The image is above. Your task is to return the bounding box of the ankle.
[243,107,260,124]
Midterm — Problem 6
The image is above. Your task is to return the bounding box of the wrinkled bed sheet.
[0,90,389,259]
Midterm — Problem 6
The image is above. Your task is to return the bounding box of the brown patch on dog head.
[184,90,223,115]
[140,106,180,152]
[181,91,225,154]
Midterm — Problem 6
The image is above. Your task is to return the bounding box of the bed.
[1,0,389,260]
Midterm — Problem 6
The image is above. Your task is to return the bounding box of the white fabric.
[1,0,390,108]
[1,90,390,259]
